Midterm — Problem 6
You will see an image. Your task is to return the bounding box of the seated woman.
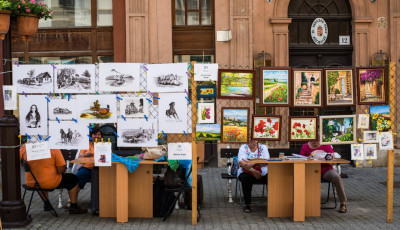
[300,141,347,213]
[238,138,270,213]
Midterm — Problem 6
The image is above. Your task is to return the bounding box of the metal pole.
[0,27,32,228]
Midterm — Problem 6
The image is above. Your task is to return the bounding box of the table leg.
[293,162,305,222]
[116,163,129,223]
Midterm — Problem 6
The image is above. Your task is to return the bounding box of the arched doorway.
[288,0,353,67]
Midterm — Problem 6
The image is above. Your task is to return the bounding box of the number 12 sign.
[339,36,350,45]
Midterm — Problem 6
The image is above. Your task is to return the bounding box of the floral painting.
[197,85,217,98]
[379,131,394,150]
[357,67,387,104]
[363,131,379,143]
[325,69,355,106]
[260,68,290,106]
[320,115,356,145]
[252,116,281,141]
[221,108,249,143]
[293,69,322,107]
[197,103,215,124]
[289,116,318,141]
[370,105,391,131]
[218,70,255,99]
[196,124,221,141]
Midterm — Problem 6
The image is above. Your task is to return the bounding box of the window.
[174,55,214,63]
[97,0,113,26]
[174,0,213,26]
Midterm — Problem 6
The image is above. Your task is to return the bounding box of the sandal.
[243,205,251,213]
[339,204,347,213]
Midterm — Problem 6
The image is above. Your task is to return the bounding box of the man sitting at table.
[238,138,270,213]
[76,128,103,191]
[20,145,88,214]
[300,141,347,213]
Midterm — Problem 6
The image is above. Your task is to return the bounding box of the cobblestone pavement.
[3,165,400,229]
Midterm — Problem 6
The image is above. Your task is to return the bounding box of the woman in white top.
[238,138,270,213]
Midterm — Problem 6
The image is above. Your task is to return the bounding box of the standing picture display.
[259,67,291,107]
[76,95,117,123]
[221,107,249,143]
[357,67,387,104]
[99,63,141,92]
[292,69,323,107]
[319,115,356,145]
[147,63,188,93]
[197,102,215,124]
[117,118,158,147]
[324,68,355,107]
[13,64,54,93]
[19,95,48,135]
[48,98,77,120]
[158,93,188,133]
[370,105,391,131]
[218,69,255,100]
[48,121,89,150]
[55,64,96,93]
[119,97,149,118]
[288,116,318,142]
[251,115,282,141]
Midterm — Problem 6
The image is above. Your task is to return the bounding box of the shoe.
[69,206,88,214]
[243,205,251,213]
[339,204,347,213]
[43,203,52,212]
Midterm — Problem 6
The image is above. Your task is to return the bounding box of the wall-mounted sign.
[339,36,351,45]
[311,18,328,45]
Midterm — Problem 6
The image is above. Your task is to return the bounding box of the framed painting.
[197,85,217,98]
[319,115,356,145]
[357,67,388,105]
[324,68,355,107]
[218,69,255,100]
[370,105,391,131]
[350,144,364,160]
[197,102,215,124]
[357,114,370,129]
[251,115,282,141]
[363,131,379,143]
[288,116,318,142]
[292,69,323,107]
[259,67,291,107]
[196,124,221,141]
[364,144,377,159]
[379,131,394,151]
[221,107,250,143]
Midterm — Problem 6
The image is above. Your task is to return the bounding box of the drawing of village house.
[17,71,52,86]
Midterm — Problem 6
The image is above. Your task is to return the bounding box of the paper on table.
[94,142,112,166]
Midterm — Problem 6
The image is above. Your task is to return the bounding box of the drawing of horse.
[165,101,179,119]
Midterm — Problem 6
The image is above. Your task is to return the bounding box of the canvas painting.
[221,108,249,143]
[48,98,77,120]
[357,67,387,104]
[364,144,377,159]
[194,64,218,81]
[320,115,356,145]
[48,121,89,150]
[293,69,322,107]
[325,69,355,106]
[357,114,370,129]
[196,124,221,141]
[218,70,255,99]
[158,93,188,133]
[55,64,96,93]
[289,116,318,142]
[3,85,17,110]
[379,131,394,150]
[363,131,379,143]
[13,64,54,93]
[117,118,158,147]
[119,97,149,118]
[197,85,217,98]
[252,116,281,141]
[147,63,188,93]
[197,103,215,124]
[370,105,391,131]
[19,95,48,135]
[350,144,364,160]
[76,95,117,123]
[98,63,141,92]
[260,68,290,106]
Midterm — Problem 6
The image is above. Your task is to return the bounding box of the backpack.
[231,156,239,176]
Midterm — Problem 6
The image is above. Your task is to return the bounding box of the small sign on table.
[26,142,51,161]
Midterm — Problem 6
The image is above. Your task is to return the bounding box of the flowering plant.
[360,69,383,84]
[0,0,11,11]
[10,0,53,20]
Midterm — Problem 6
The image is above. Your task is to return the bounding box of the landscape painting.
[99,63,141,92]
[48,121,88,150]
[76,95,117,123]
[221,107,249,143]
[357,67,387,104]
[252,115,281,141]
[13,64,54,93]
[292,69,322,107]
[158,93,188,133]
[218,70,255,100]
[19,95,48,136]
[48,98,77,120]
[320,115,356,145]
[260,67,290,106]
[147,63,188,93]
[55,64,96,93]
[289,116,318,142]
[325,68,355,106]
[196,124,221,141]
[117,118,158,147]
[119,97,149,118]
[370,105,391,131]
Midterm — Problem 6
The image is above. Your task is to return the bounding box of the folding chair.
[21,159,58,217]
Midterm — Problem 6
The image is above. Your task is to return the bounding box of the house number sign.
[311,18,328,45]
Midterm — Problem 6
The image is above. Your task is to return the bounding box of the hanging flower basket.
[16,13,39,41]
[0,10,11,40]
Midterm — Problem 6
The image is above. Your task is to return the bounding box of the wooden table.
[250,158,350,222]
[71,158,168,222]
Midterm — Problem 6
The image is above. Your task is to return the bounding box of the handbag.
[243,164,262,177]
[142,145,167,160]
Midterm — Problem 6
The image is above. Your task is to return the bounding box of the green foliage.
[10,0,53,20]
[297,88,303,93]
[314,92,319,104]
[335,88,341,95]
[0,0,11,10]
[339,133,353,141]
[301,72,308,84]
[296,93,300,99]
[263,84,288,103]
[313,81,319,86]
